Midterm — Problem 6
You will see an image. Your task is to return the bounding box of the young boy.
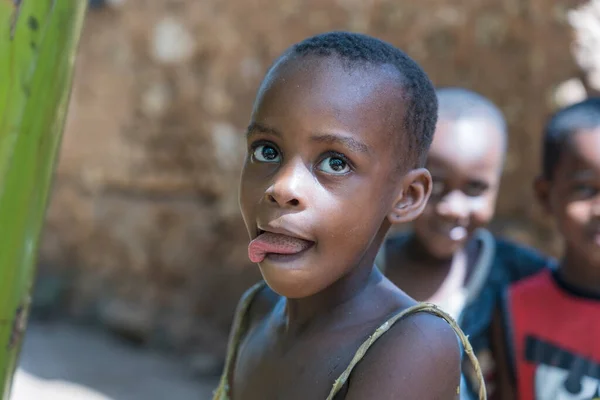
[375,88,550,398]
[494,98,600,399]
[213,32,465,399]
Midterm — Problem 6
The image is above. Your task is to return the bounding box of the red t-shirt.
[506,268,600,400]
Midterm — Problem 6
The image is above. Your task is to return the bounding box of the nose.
[264,159,308,209]
[591,195,600,216]
[435,190,469,222]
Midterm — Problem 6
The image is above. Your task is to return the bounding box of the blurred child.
[376,88,550,398]
[212,32,474,399]
[494,98,600,399]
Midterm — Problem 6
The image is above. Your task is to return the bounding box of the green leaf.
[0,1,87,397]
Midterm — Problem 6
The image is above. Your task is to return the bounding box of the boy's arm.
[490,305,515,400]
[344,313,461,400]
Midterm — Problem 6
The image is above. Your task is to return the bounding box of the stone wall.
[36,0,597,370]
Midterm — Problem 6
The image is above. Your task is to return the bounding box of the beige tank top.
[212,282,486,400]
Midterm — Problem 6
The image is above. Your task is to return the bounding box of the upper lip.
[431,221,468,233]
[256,223,314,243]
[587,224,600,236]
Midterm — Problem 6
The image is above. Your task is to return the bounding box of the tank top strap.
[213,281,267,400]
[325,302,487,400]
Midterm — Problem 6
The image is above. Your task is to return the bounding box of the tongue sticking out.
[449,226,467,241]
[248,232,313,263]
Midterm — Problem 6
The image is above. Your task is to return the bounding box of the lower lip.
[263,243,315,263]
[431,226,467,242]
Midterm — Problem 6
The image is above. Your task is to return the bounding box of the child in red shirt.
[495,98,600,399]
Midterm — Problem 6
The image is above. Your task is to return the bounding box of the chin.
[583,246,600,266]
[258,262,324,299]
[426,240,463,260]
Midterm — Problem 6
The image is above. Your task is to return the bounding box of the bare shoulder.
[345,310,461,400]
[226,282,279,361]
[241,281,280,327]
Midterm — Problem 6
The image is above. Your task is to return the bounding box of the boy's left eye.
[573,183,598,198]
[318,156,350,174]
[431,181,445,197]
[252,144,280,163]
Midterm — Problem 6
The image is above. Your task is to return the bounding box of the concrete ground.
[10,320,219,400]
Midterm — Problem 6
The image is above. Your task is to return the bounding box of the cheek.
[239,168,261,221]
[563,200,591,229]
[469,195,497,227]
[413,201,436,229]
[318,188,386,248]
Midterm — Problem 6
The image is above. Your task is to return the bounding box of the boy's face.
[239,56,430,298]
[413,118,504,259]
[539,128,600,267]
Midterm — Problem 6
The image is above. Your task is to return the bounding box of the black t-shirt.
[460,236,552,352]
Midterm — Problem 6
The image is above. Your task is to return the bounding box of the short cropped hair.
[542,97,600,179]
[436,87,507,134]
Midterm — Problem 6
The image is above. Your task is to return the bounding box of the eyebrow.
[571,169,598,180]
[310,133,370,154]
[246,122,281,138]
[245,122,370,155]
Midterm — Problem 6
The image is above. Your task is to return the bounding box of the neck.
[560,248,600,297]
[282,224,389,336]
[409,233,473,267]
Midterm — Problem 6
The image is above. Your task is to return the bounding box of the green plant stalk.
[0,1,87,398]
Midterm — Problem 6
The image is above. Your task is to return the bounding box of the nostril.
[264,191,301,207]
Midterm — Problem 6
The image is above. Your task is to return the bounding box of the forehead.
[559,128,600,175]
[427,117,504,174]
[252,56,408,152]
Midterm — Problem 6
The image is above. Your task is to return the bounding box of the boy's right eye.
[464,181,489,197]
[431,181,445,197]
[573,183,598,198]
[252,144,280,163]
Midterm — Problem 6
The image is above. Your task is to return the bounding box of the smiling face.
[239,56,431,298]
[539,128,600,271]
[413,117,505,260]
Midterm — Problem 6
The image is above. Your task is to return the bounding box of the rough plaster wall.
[37,0,597,363]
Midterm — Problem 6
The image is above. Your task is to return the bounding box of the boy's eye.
[318,156,350,174]
[431,181,445,197]
[573,183,598,197]
[464,181,488,197]
[252,144,280,163]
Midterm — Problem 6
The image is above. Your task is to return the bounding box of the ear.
[533,175,552,214]
[388,168,432,225]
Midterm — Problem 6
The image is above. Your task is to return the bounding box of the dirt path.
[11,320,219,400]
